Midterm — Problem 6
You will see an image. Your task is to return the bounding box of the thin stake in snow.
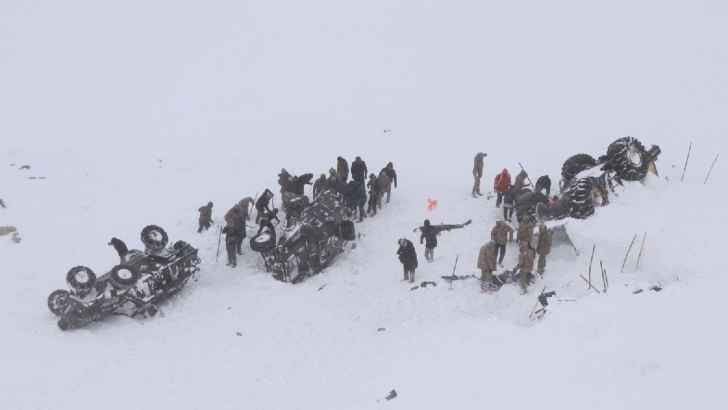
[518,162,535,189]
[587,244,596,290]
[681,142,692,181]
[704,153,720,185]
[600,260,607,293]
[621,234,637,273]
[216,226,223,262]
[579,275,601,293]
[449,255,460,290]
[635,232,647,271]
[529,286,547,318]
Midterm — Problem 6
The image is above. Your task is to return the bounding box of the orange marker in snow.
[427,198,438,211]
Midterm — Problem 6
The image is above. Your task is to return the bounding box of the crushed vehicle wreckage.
[249,188,356,283]
[47,225,201,330]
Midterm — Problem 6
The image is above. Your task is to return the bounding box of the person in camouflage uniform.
[472,152,486,197]
[513,169,529,190]
[197,202,213,233]
[490,220,514,266]
[376,170,391,209]
[313,174,328,198]
[337,156,349,182]
[517,215,535,246]
[512,240,535,293]
[477,240,498,290]
[224,203,245,225]
[536,224,552,274]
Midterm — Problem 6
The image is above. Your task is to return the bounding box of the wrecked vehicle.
[47,225,201,331]
[249,188,356,283]
[537,136,660,221]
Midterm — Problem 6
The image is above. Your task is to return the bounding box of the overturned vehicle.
[47,225,201,331]
[535,136,661,222]
[249,188,356,283]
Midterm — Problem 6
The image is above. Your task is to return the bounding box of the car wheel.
[141,225,169,252]
[250,232,276,252]
[47,290,70,316]
[560,154,599,188]
[66,266,97,294]
[110,265,140,290]
[566,177,609,219]
[601,137,650,182]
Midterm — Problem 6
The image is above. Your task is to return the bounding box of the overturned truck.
[249,189,356,283]
[47,225,201,330]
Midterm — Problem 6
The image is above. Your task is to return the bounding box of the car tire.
[141,225,169,252]
[561,154,599,187]
[66,266,97,294]
[566,177,608,219]
[109,265,140,291]
[601,136,650,182]
[47,289,70,316]
[250,232,276,252]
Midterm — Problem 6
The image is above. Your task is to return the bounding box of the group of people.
[195,156,398,268]
[491,167,554,222]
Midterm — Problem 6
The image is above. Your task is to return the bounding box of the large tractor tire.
[560,154,599,188]
[47,289,70,316]
[565,177,609,219]
[250,232,277,253]
[66,266,97,295]
[109,265,140,291]
[600,137,650,182]
[141,225,169,253]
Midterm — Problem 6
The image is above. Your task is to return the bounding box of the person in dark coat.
[355,180,367,222]
[108,238,128,263]
[381,162,397,203]
[535,175,552,197]
[222,221,244,268]
[255,190,273,223]
[257,208,280,242]
[502,185,517,221]
[313,174,328,198]
[337,156,349,182]
[294,173,314,196]
[397,238,419,283]
[350,156,368,183]
[345,180,359,219]
[366,173,382,216]
[233,215,247,255]
[418,219,471,262]
[197,202,213,233]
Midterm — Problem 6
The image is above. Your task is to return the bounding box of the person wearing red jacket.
[493,169,511,207]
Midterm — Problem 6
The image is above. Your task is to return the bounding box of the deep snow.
[1,1,727,409]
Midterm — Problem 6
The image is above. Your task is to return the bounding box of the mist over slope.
[1,1,727,409]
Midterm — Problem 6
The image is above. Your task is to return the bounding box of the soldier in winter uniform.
[255,190,273,224]
[502,185,517,221]
[327,168,341,190]
[313,174,328,198]
[277,169,292,194]
[397,238,418,283]
[494,168,511,207]
[345,180,359,219]
[224,203,245,225]
[477,241,498,291]
[472,152,486,197]
[355,180,367,221]
[366,173,382,216]
[536,224,552,274]
[490,220,514,266]
[513,240,536,293]
[238,197,254,220]
[376,170,391,209]
[351,156,368,183]
[337,156,349,182]
[197,202,213,233]
[513,169,529,190]
[108,237,128,263]
[232,215,247,255]
[535,175,552,197]
[222,220,243,268]
[381,162,397,203]
[517,215,535,245]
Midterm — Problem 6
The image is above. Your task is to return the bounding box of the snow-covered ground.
[1,2,727,409]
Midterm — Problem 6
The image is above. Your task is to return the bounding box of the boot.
[404,272,409,281]
[476,190,483,196]
[409,273,415,283]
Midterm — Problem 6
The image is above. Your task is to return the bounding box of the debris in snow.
[19,165,30,170]
[0,198,5,208]
[12,232,21,244]
[0,226,17,236]
[377,328,386,332]
[383,129,391,133]
[236,332,242,336]
[376,390,397,402]
[318,284,327,291]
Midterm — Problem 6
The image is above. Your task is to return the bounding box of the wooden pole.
[579,275,601,293]
[600,261,607,293]
[620,234,637,273]
[215,226,223,263]
[604,267,609,289]
[635,232,647,271]
[704,154,720,185]
[518,162,536,189]
[587,244,596,289]
[681,142,692,181]
[449,255,460,290]
[529,287,547,318]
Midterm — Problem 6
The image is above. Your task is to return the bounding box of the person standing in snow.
[233,215,247,255]
[513,169,529,191]
[197,201,214,233]
[224,202,245,225]
[477,240,498,291]
[313,174,328,198]
[494,168,511,207]
[108,237,128,263]
[337,156,349,182]
[222,220,242,268]
[277,169,292,194]
[351,156,368,183]
[502,185,517,221]
[397,238,418,283]
[512,240,536,293]
[366,173,382,216]
[490,220,514,266]
[535,175,552,197]
[517,215,535,246]
[255,190,273,224]
[417,219,471,263]
[381,162,397,203]
[355,180,367,221]
[257,208,280,242]
[472,152,486,197]
[536,224,552,274]
[376,170,391,209]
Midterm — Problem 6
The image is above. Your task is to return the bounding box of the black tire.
[561,154,599,185]
[141,225,169,252]
[250,232,276,252]
[122,249,143,263]
[565,177,608,219]
[47,289,70,316]
[109,265,140,290]
[600,137,649,182]
[335,220,356,241]
[173,240,190,252]
[66,266,96,294]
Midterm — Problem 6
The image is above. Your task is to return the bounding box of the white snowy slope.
[1,1,727,409]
